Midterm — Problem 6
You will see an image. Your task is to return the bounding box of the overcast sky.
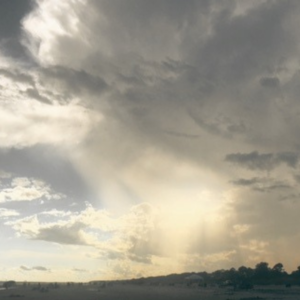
[1,0,300,282]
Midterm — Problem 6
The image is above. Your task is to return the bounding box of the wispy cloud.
[20,265,50,272]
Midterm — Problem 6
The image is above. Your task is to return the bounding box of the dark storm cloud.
[25,88,52,105]
[231,177,261,186]
[253,182,291,193]
[189,1,297,84]
[260,76,280,88]
[0,68,34,86]
[90,0,209,59]
[225,151,300,171]
[163,130,200,139]
[0,0,32,38]
[276,152,300,168]
[40,66,108,98]
[293,174,300,184]
[19,0,300,167]
[229,187,300,245]
[231,177,292,193]
[0,0,33,60]
[189,111,247,139]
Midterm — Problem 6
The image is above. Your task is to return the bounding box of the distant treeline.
[124,262,300,287]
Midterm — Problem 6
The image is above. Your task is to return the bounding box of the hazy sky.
[1,0,300,282]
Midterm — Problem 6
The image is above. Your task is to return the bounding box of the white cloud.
[40,209,72,217]
[8,205,114,246]
[0,65,102,149]
[0,97,100,149]
[0,177,63,203]
[0,208,20,218]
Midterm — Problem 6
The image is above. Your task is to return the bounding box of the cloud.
[0,177,63,203]
[0,100,100,149]
[20,265,50,272]
[33,266,49,271]
[9,215,90,245]
[25,88,52,104]
[0,65,102,149]
[22,0,209,66]
[72,268,88,273]
[225,151,300,171]
[36,223,88,245]
[0,0,33,61]
[163,130,200,139]
[0,68,34,85]
[39,66,108,97]
[0,208,20,218]
[7,199,237,271]
[260,76,280,88]
[231,177,292,193]
[8,204,115,246]
[40,209,72,217]
[189,111,247,139]
[231,177,261,186]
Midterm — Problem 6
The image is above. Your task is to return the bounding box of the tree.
[272,263,284,273]
[254,262,270,283]
[238,266,254,279]
[270,263,287,284]
[291,266,300,278]
[255,262,269,273]
[3,280,16,289]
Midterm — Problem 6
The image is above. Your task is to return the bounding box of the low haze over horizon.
[1,0,300,282]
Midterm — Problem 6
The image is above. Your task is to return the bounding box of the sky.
[1,0,300,282]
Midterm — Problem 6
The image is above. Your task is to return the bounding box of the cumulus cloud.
[36,223,88,245]
[0,177,63,203]
[7,201,233,270]
[10,215,90,245]
[8,204,115,245]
